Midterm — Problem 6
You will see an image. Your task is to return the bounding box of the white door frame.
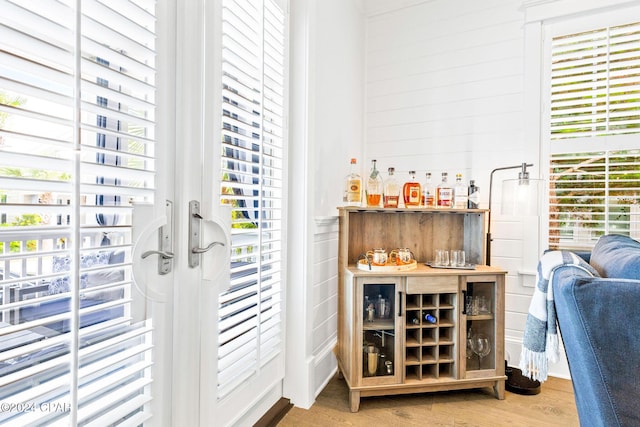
[171,0,209,425]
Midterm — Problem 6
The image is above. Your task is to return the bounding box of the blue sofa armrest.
[554,272,640,427]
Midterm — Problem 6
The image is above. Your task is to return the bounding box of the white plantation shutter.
[550,22,640,139]
[218,0,286,399]
[549,150,640,250]
[0,0,156,424]
[547,19,640,250]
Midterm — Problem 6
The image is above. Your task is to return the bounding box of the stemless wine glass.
[470,333,491,369]
[434,249,449,266]
[453,250,466,267]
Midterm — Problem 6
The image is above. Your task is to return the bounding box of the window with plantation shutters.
[549,150,640,250]
[547,19,640,250]
[550,22,640,139]
[218,0,286,400]
[0,0,156,424]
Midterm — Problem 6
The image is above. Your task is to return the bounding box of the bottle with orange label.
[366,159,383,207]
[403,171,421,207]
[344,158,362,206]
[421,172,435,207]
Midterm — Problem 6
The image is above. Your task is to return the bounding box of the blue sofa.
[552,234,640,427]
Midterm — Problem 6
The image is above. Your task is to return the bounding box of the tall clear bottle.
[453,173,468,209]
[403,171,421,207]
[344,158,362,206]
[383,167,400,208]
[366,160,383,207]
[468,180,480,209]
[421,172,435,207]
[436,172,453,208]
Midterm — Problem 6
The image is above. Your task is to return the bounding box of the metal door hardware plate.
[189,200,201,268]
[159,200,174,274]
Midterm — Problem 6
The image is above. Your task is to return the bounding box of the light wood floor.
[278,374,579,426]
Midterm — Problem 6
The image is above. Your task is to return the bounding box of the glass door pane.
[464,281,496,372]
[362,283,396,378]
[0,1,169,424]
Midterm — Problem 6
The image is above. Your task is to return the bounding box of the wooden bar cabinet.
[337,207,507,412]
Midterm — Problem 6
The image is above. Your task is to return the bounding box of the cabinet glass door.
[463,280,497,374]
[362,283,397,381]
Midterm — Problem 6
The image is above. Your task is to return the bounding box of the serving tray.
[357,259,418,271]
[425,262,476,270]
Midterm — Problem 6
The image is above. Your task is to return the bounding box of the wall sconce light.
[486,163,543,266]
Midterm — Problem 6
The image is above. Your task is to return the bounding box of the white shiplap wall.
[363,0,555,375]
[311,219,339,395]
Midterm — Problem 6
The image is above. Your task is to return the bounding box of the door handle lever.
[135,200,174,276]
[142,250,175,259]
[192,241,224,254]
[189,200,227,267]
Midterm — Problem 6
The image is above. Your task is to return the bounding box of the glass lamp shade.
[501,178,543,216]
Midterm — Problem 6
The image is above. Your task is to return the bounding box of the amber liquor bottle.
[421,172,435,207]
[383,167,400,208]
[366,159,383,207]
[403,171,421,207]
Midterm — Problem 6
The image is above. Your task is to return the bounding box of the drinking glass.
[477,296,489,314]
[435,249,449,266]
[452,250,466,267]
[470,333,491,369]
[465,295,475,315]
[451,250,459,267]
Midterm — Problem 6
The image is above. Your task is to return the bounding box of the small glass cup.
[465,295,475,315]
[434,249,449,266]
[477,296,489,314]
[452,250,466,267]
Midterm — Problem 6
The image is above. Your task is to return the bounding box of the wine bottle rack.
[404,292,457,382]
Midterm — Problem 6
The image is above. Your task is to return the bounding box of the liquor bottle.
[366,159,383,207]
[468,180,480,209]
[436,172,453,208]
[421,172,435,207]
[403,171,421,207]
[453,173,468,209]
[344,158,362,206]
[383,167,400,208]
[423,312,437,324]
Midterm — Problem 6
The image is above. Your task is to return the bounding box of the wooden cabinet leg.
[494,380,505,400]
[337,368,344,380]
[349,390,360,412]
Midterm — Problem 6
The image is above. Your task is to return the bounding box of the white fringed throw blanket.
[519,250,599,382]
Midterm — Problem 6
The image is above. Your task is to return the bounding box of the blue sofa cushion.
[590,234,640,280]
[554,274,640,427]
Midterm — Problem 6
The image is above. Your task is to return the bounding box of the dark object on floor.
[505,362,541,395]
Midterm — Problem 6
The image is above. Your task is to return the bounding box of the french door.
[170,0,289,425]
[0,0,174,425]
